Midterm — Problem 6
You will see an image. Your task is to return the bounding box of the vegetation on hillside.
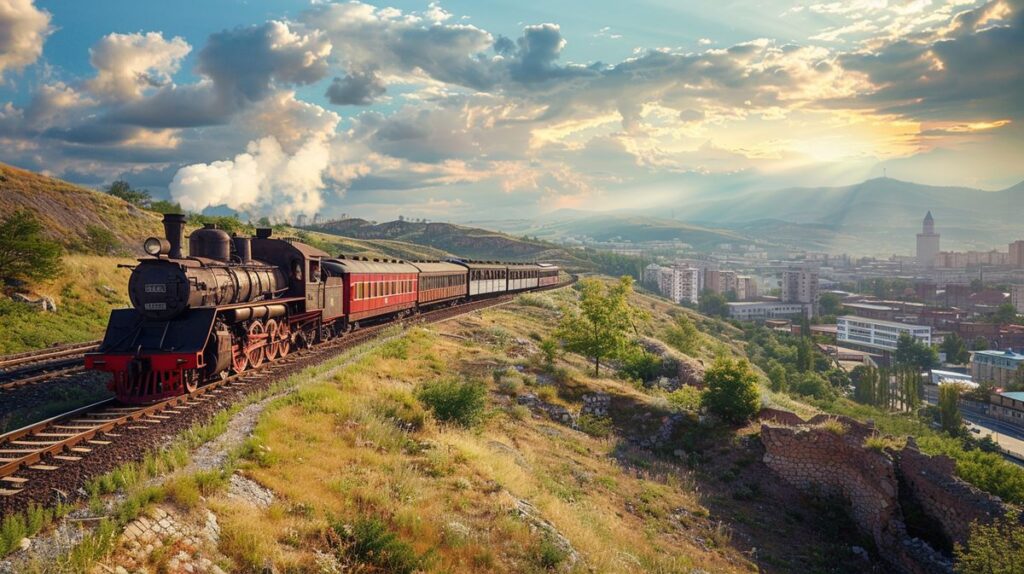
[0,210,62,284]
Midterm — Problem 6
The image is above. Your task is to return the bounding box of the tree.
[972,336,990,351]
[557,277,639,376]
[954,509,1024,574]
[895,333,938,370]
[992,302,1019,325]
[818,292,843,316]
[791,371,836,402]
[939,383,964,435]
[941,333,970,365]
[105,180,151,207]
[698,290,729,318]
[701,357,761,424]
[767,361,788,393]
[0,209,62,284]
[664,313,700,355]
[796,337,815,372]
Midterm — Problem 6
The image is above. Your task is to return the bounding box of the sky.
[0,0,1021,222]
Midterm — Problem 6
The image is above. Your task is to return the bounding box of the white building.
[916,211,940,268]
[727,301,813,321]
[1011,284,1024,312]
[837,315,932,352]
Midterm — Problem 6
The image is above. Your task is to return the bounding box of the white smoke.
[169,134,332,220]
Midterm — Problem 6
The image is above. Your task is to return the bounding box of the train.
[85,214,559,404]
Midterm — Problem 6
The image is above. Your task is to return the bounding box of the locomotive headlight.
[144,237,170,256]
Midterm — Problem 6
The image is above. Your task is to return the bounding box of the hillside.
[5,284,874,573]
[0,163,163,253]
[308,218,591,267]
[467,213,754,251]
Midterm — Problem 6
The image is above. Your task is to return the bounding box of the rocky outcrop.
[637,337,705,390]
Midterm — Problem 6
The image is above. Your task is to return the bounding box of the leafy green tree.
[941,333,970,365]
[767,360,788,393]
[991,302,1019,325]
[791,371,836,402]
[0,209,62,284]
[954,509,1024,574]
[796,337,815,372]
[939,383,964,435]
[557,277,639,376]
[701,357,761,424]
[698,290,729,318]
[818,292,843,316]
[664,313,700,355]
[105,180,151,207]
[895,333,938,370]
[972,336,990,351]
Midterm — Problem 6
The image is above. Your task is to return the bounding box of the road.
[923,384,1024,465]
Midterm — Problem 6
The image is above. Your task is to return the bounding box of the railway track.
[0,341,100,391]
[0,282,570,502]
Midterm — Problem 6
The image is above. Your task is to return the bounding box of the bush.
[535,536,568,570]
[375,390,428,431]
[85,224,120,255]
[618,346,662,383]
[818,418,848,435]
[0,209,61,284]
[666,386,703,412]
[955,509,1024,573]
[701,357,760,425]
[417,379,487,427]
[576,414,613,438]
[336,517,424,574]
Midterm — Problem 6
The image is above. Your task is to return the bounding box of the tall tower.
[916,211,940,268]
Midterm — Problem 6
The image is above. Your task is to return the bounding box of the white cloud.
[86,32,191,100]
[0,0,51,80]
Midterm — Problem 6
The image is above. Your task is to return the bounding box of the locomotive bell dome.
[188,224,231,261]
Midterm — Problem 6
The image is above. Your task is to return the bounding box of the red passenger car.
[323,258,419,327]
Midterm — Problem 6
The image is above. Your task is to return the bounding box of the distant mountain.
[684,177,1024,251]
[509,214,750,247]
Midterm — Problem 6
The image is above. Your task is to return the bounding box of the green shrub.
[701,357,761,425]
[417,378,487,427]
[666,386,703,412]
[618,347,662,382]
[85,224,120,255]
[955,509,1024,573]
[535,536,568,570]
[577,414,613,438]
[375,390,428,431]
[818,418,848,436]
[336,517,425,574]
[517,293,557,310]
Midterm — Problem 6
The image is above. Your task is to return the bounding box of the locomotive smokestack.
[233,235,252,263]
[163,213,185,259]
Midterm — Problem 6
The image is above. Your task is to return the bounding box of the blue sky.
[1,0,1021,222]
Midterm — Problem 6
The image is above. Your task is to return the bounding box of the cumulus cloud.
[86,32,191,100]
[170,134,334,219]
[0,0,50,80]
[325,67,386,105]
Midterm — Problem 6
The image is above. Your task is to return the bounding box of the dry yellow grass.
[215,297,755,573]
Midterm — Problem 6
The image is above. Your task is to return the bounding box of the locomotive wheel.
[247,321,266,368]
[232,344,249,373]
[278,322,291,358]
[265,319,280,362]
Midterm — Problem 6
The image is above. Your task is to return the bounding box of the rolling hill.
[306,218,593,267]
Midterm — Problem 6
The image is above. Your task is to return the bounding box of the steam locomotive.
[85,214,559,404]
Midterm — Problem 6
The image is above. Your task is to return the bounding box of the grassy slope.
[195,287,867,573]
[0,163,164,252]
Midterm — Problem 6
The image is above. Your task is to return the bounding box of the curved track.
[0,281,572,506]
